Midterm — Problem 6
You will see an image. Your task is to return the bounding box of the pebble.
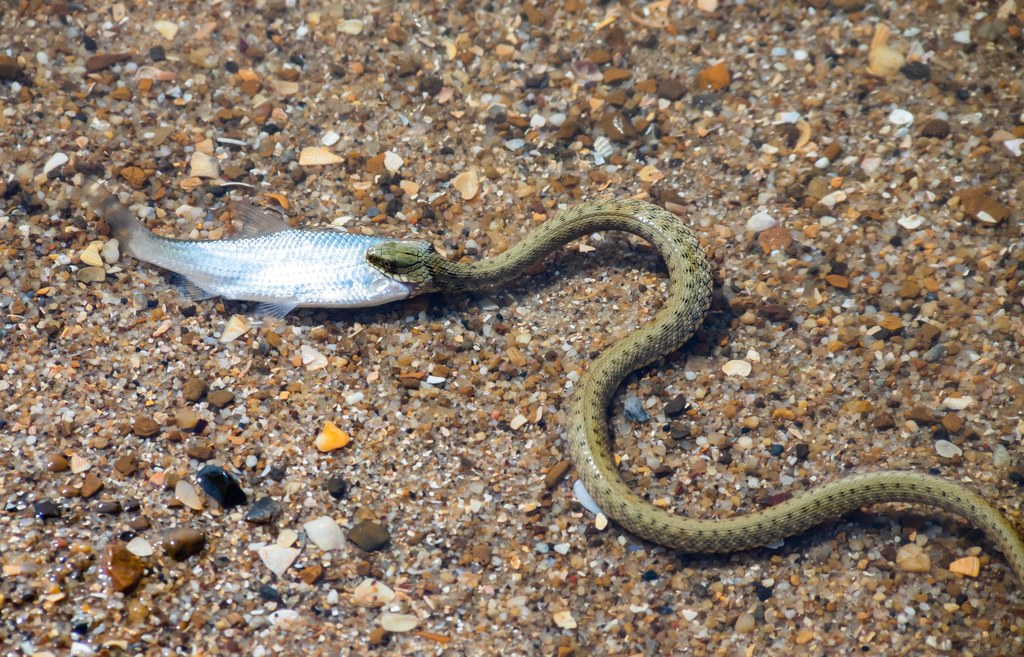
[80,473,103,498]
[45,453,69,472]
[189,151,220,179]
[383,151,403,173]
[338,19,364,35]
[269,609,301,629]
[544,460,571,489]
[258,544,300,577]
[202,392,234,412]
[244,496,282,525]
[175,409,201,430]
[133,415,161,437]
[197,465,247,509]
[695,62,730,91]
[80,246,105,267]
[598,111,636,142]
[722,360,752,377]
[572,479,603,516]
[934,440,962,459]
[552,610,577,630]
[33,500,61,519]
[920,117,950,138]
[42,152,68,176]
[100,239,120,263]
[941,396,974,411]
[887,108,914,126]
[347,521,390,552]
[352,578,396,607]
[315,421,351,452]
[992,444,1010,468]
[509,414,529,430]
[746,212,777,232]
[452,170,480,200]
[303,516,346,550]
[326,476,349,499]
[174,480,204,510]
[321,130,340,146]
[896,543,931,572]
[101,543,144,593]
[734,612,756,633]
[182,377,207,402]
[162,528,206,560]
[152,20,179,41]
[300,344,327,370]
[77,266,106,283]
[298,146,344,166]
[218,315,250,343]
[623,396,649,422]
[379,612,419,633]
[126,536,154,557]
[71,454,91,474]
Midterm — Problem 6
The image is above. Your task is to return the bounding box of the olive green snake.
[366,198,1024,587]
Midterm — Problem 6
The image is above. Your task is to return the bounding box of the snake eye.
[366,240,434,283]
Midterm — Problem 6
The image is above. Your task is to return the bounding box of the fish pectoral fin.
[226,201,292,238]
[170,274,217,301]
[255,300,299,319]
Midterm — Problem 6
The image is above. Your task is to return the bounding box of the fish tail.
[81,177,154,258]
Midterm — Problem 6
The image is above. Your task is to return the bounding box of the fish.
[82,178,416,318]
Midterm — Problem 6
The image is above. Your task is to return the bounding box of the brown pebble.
[920,118,951,139]
[367,626,389,646]
[906,405,937,425]
[874,413,896,431]
[598,111,636,142]
[0,55,24,80]
[46,453,69,473]
[114,454,138,475]
[60,484,80,498]
[100,543,145,593]
[919,323,942,345]
[758,303,791,322]
[163,528,206,560]
[85,52,132,73]
[826,274,850,289]
[544,460,571,488]
[348,521,391,552]
[695,62,730,91]
[656,77,686,100]
[942,413,964,434]
[133,416,160,438]
[899,279,920,298]
[207,389,235,409]
[182,377,207,402]
[959,186,1010,225]
[175,409,202,431]
[127,516,151,532]
[81,473,104,498]
[185,443,214,461]
[758,226,792,253]
[822,142,842,161]
[602,67,631,84]
[297,563,323,585]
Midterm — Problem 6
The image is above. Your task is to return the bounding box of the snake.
[366,197,1024,588]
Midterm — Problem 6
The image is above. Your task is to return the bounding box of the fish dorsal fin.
[227,201,292,238]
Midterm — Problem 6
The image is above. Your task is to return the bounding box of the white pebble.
[553,610,577,630]
[379,612,419,633]
[770,47,788,57]
[722,360,752,377]
[736,435,753,450]
[126,536,154,557]
[345,391,365,405]
[452,170,480,200]
[952,30,971,44]
[258,544,300,576]
[268,609,301,628]
[100,238,120,264]
[504,138,526,150]
[818,191,847,208]
[219,315,251,343]
[941,396,974,410]
[300,344,328,370]
[746,211,777,232]
[549,113,566,127]
[934,439,962,459]
[792,49,808,61]
[573,479,604,516]
[860,157,882,174]
[593,136,613,158]
[1003,138,1023,157]
[338,19,364,35]
[553,543,570,555]
[174,480,203,510]
[321,130,341,147]
[189,151,220,179]
[888,108,914,126]
[43,152,69,176]
[352,578,396,607]
[777,111,801,124]
[509,414,528,430]
[303,516,345,550]
[897,215,924,230]
[682,609,699,621]
[529,114,546,128]
[153,20,180,41]
[595,513,609,530]
[383,151,403,173]
[992,444,1010,468]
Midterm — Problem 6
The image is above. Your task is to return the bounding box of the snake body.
[366,198,1024,587]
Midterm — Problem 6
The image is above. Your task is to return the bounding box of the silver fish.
[83,179,415,317]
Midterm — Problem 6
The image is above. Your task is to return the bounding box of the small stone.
[746,212,777,232]
[722,360,752,377]
[0,55,24,80]
[695,62,730,91]
[43,152,69,176]
[874,413,896,431]
[80,246,104,268]
[298,146,344,166]
[321,130,340,147]
[189,152,220,179]
[133,416,160,438]
[452,170,480,200]
[941,413,964,434]
[300,344,328,370]
[379,612,419,633]
[77,266,107,283]
[197,465,247,509]
[383,151,403,173]
[207,389,235,409]
[326,476,349,499]
[152,20,179,41]
[304,516,346,550]
[959,186,1011,225]
[900,61,931,81]
[101,543,145,593]
[258,544,300,577]
[367,626,389,646]
[758,225,792,253]
[948,555,981,577]
[126,536,154,557]
[175,480,204,510]
[163,528,206,560]
[795,629,814,645]
[338,19,364,35]
[182,376,205,401]
[33,500,61,519]
[544,460,571,489]
[315,421,351,452]
[920,118,950,138]
[896,543,931,572]
[906,405,937,425]
[992,444,1011,469]
[623,396,649,422]
[934,439,962,459]
[352,578,396,607]
[95,500,121,514]
[244,496,282,525]
[45,453,69,472]
[598,110,636,142]
[941,396,974,411]
[348,521,390,552]
[80,473,104,498]
[734,612,756,633]
[85,52,132,73]
[114,454,138,475]
[553,610,577,630]
[218,315,250,343]
[175,409,202,431]
[663,396,688,417]
[656,77,686,100]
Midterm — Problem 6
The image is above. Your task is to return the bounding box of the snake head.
[366,240,440,287]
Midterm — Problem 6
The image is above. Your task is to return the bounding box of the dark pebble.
[656,77,686,101]
[148,45,166,62]
[1008,470,1024,487]
[597,110,636,142]
[133,415,160,438]
[33,500,61,519]
[267,466,286,482]
[94,501,121,515]
[326,476,349,500]
[767,444,784,457]
[793,443,810,460]
[641,569,659,582]
[754,581,774,601]
[544,460,571,489]
[623,396,650,422]
[45,453,69,472]
[663,396,688,417]
[920,118,951,139]
[197,465,247,509]
[258,584,281,602]
[899,61,931,81]
[244,496,281,525]
[163,528,206,560]
[347,521,390,552]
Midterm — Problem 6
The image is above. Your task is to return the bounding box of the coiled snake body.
[367,198,1024,587]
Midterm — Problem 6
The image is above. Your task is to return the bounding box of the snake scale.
[366,198,1024,587]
